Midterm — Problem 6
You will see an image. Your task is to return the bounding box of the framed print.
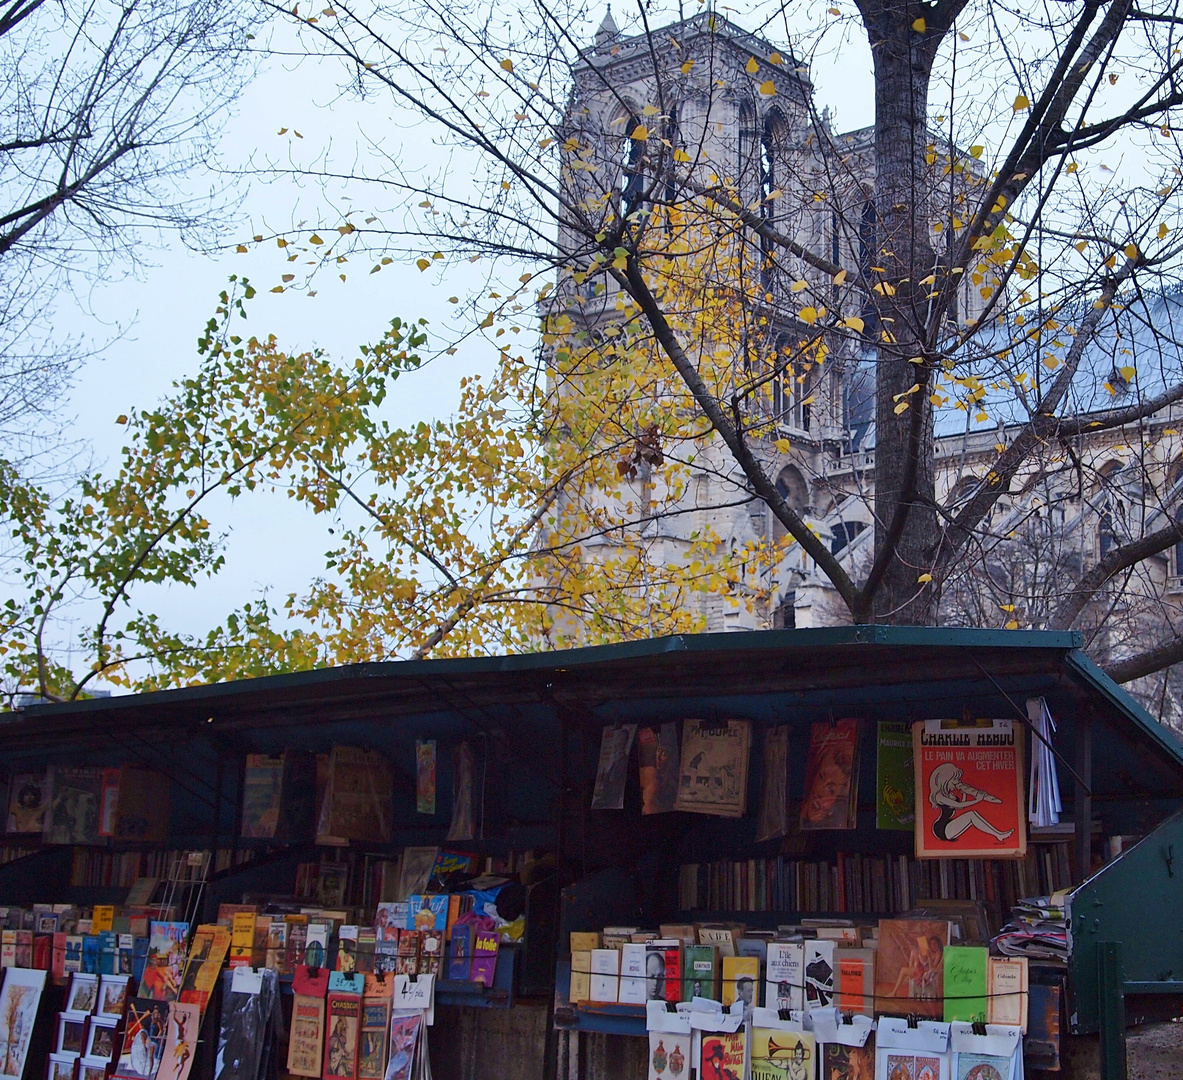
[45,1055,75,1080]
[0,967,48,1079]
[83,1017,117,1062]
[78,1066,106,1080]
[66,974,98,1015]
[97,977,130,1020]
[56,1013,89,1057]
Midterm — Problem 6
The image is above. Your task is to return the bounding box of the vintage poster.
[383,1013,422,1080]
[317,747,393,845]
[178,924,231,1015]
[823,1042,876,1080]
[955,1054,1016,1080]
[5,772,48,835]
[156,1001,199,1080]
[914,720,1025,859]
[877,721,915,830]
[647,1030,690,1080]
[700,1030,747,1080]
[415,740,436,815]
[590,724,637,810]
[114,998,170,1080]
[638,723,679,815]
[289,994,327,1077]
[446,739,475,841]
[357,999,390,1078]
[324,992,361,1080]
[44,766,103,845]
[882,1053,946,1080]
[755,725,790,841]
[141,922,189,1001]
[874,919,951,1019]
[750,1028,815,1080]
[241,755,285,839]
[673,719,751,818]
[0,967,46,1079]
[800,719,860,830]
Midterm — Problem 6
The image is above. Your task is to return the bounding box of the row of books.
[70,847,253,888]
[677,842,1075,916]
[567,918,1029,1029]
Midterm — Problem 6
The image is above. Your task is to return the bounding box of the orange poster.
[913,719,1026,859]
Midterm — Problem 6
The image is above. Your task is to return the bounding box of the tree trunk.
[865,9,941,624]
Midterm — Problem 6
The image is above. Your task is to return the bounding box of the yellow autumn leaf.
[416,258,431,271]
[235,244,247,253]
[773,438,792,453]
[1066,162,1078,173]
[842,316,865,333]
[917,573,933,583]
[630,124,649,141]
[912,16,926,32]
[746,56,759,74]
[680,60,694,74]
[799,306,818,325]
[833,268,847,285]
[894,401,910,414]
[673,148,691,163]
[1124,243,1139,260]
[1013,93,1030,111]
[1159,222,1170,239]
[969,145,984,159]
[500,58,513,71]
[115,414,128,425]
[759,80,776,96]
[827,6,840,12]
[1119,365,1136,381]
[1000,604,1016,612]
[769,51,783,63]
[791,279,808,292]
[1005,620,1020,630]
[310,234,324,245]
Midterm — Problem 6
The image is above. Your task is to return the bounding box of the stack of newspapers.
[992,894,1069,961]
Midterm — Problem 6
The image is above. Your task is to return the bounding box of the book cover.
[590,724,638,810]
[914,719,1026,859]
[800,719,860,830]
[44,766,104,845]
[13,930,31,969]
[638,723,679,815]
[323,992,361,1080]
[643,942,681,1003]
[418,930,443,977]
[405,895,447,932]
[804,940,836,1009]
[155,1002,198,1080]
[415,739,436,815]
[721,955,759,1009]
[384,1013,422,1080]
[64,935,83,974]
[751,1027,814,1080]
[700,1030,746,1080]
[265,919,287,972]
[214,969,277,1080]
[357,998,389,1079]
[288,988,327,1077]
[395,930,419,976]
[5,772,48,835]
[114,766,171,844]
[81,935,99,975]
[141,921,188,1001]
[589,948,618,1003]
[619,942,648,1004]
[836,947,875,1017]
[987,957,1028,1030]
[471,929,499,988]
[874,918,950,1018]
[373,903,405,942]
[697,926,739,958]
[50,932,67,980]
[0,929,14,968]
[113,997,170,1080]
[178,924,231,1016]
[570,950,591,1003]
[355,927,376,975]
[766,941,804,1012]
[944,945,988,1023]
[286,915,309,972]
[877,721,915,831]
[682,944,719,1001]
[823,1041,876,1080]
[228,912,254,968]
[336,925,359,973]
[447,924,472,981]
[673,720,751,818]
[647,1031,690,1080]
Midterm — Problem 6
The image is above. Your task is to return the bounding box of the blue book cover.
[404,894,448,931]
[64,934,83,973]
[132,936,149,982]
[116,933,135,976]
[97,931,118,975]
[446,925,472,981]
[81,935,100,974]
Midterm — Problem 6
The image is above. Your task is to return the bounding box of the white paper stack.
[1026,697,1062,828]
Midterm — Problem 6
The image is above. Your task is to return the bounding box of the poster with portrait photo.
[44,766,103,845]
[5,773,48,836]
[800,719,860,831]
[913,720,1025,860]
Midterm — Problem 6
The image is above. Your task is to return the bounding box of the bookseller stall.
[0,626,1179,1080]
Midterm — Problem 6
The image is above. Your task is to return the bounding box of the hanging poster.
[755,725,790,841]
[914,719,1026,859]
[383,1013,422,1080]
[415,741,436,816]
[178,924,232,1015]
[156,1001,199,1080]
[750,1027,814,1080]
[638,723,679,815]
[876,721,915,831]
[647,1030,690,1080]
[699,1030,746,1080]
[445,740,475,841]
[5,772,48,835]
[0,967,46,1079]
[673,720,751,818]
[800,720,860,830]
[590,725,638,811]
[874,919,951,1019]
[44,766,103,845]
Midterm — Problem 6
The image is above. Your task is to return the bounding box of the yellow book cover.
[721,955,760,1008]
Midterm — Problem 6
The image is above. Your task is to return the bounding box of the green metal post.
[1096,941,1127,1080]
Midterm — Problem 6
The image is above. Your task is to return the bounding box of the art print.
[44,767,103,845]
[6,774,48,835]
[673,719,751,818]
[114,999,170,1080]
[886,1055,942,1080]
[156,1002,199,1080]
[823,1042,876,1080]
[383,1013,421,1080]
[84,1017,117,1061]
[699,1030,746,1080]
[956,1056,1012,1080]
[914,720,1025,859]
[590,725,637,810]
[0,969,45,1079]
[750,1027,815,1080]
[56,1015,86,1056]
[67,974,98,1014]
[638,723,679,815]
[45,1055,75,1080]
[800,719,860,830]
[874,920,951,1019]
[647,1030,689,1080]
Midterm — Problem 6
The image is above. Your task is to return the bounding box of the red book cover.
[395,931,419,976]
[323,991,361,1080]
[661,945,682,1003]
[51,932,67,981]
[470,930,499,989]
[32,934,51,971]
